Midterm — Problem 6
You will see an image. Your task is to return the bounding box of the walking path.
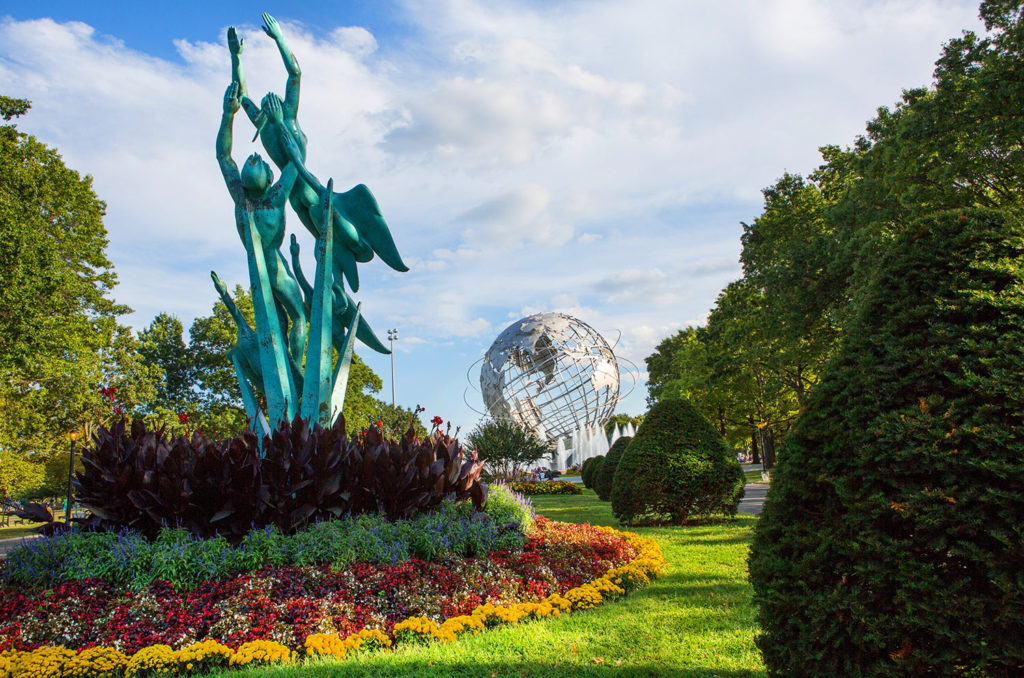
[739,482,769,515]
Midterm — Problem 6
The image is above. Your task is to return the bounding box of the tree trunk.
[764,430,777,470]
[750,432,761,464]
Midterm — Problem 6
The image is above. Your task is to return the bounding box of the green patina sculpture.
[212,13,404,435]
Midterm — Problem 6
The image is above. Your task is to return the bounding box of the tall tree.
[0,98,156,453]
[138,313,194,411]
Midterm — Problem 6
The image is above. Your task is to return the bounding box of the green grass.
[0,510,70,540]
[208,489,766,678]
[743,469,767,483]
[0,525,41,540]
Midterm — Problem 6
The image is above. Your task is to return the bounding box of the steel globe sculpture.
[480,313,620,440]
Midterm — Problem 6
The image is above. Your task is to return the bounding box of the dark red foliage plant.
[74,414,487,541]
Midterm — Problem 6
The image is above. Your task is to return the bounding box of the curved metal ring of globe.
[480,312,619,441]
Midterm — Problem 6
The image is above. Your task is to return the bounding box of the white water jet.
[609,423,621,448]
[554,438,567,472]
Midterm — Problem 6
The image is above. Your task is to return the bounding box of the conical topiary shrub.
[580,457,595,487]
[583,455,604,489]
[611,398,742,525]
[748,209,1024,677]
[595,436,631,502]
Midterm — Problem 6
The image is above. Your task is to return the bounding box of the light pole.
[757,422,768,479]
[387,328,398,406]
[67,431,78,528]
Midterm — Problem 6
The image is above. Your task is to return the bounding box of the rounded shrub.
[748,209,1024,677]
[595,436,631,502]
[611,399,742,525]
[580,458,594,486]
[583,455,604,489]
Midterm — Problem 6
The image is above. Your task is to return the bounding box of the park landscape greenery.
[0,91,424,500]
[1,1,1023,676]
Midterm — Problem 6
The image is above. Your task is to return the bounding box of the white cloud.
[0,1,986,428]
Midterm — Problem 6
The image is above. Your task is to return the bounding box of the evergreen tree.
[749,209,1024,676]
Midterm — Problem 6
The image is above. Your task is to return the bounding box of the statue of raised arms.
[213,14,408,434]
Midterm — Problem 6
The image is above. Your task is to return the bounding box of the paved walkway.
[739,482,769,515]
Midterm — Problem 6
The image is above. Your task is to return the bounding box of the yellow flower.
[125,645,177,677]
[353,628,392,649]
[229,641,292,667]
[11,648,77,678]
[176,640,233,672]
[303,633,348,659]
[63,647,129,678]
[393,616,443,643]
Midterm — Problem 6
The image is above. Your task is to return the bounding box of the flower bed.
[507,480,582,495]
[0,519,665,677]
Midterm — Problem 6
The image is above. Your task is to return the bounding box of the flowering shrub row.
[5,486,533,591]
[506,481,582,496]
[0,519,633,654]
[0,524,664,678]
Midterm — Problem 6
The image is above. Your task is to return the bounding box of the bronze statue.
[228,13,408,293]
[213,13,407,432]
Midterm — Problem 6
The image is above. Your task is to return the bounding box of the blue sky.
[0,1,986,434]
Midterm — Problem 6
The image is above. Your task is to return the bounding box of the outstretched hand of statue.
[262,13,283,41]
[264,92,284,124]
[211,271,228,298]
[227,26,244,56]
[224,82,241,115]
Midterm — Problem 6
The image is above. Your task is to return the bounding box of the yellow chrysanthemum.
[11,647,77,678]
[125,645,177,677]
[229,640,292,667]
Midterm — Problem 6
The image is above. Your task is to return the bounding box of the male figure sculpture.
[228,14,408,292]
[215,81,306,371]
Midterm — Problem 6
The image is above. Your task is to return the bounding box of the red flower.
[177,412,189,424]
[376,419,383,428]
[431,416,443,427]
[99,386,117,402]
[112,405,125,416]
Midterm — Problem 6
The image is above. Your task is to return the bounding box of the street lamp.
[67,431,78,528]
[756,422,769,479]
[387,329,398,406]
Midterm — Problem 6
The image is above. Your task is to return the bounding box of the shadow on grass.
[252,659,764,678]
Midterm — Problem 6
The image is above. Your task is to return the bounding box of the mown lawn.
[743,469,767,483]
[210,489,766,678]
[0,525,40,541]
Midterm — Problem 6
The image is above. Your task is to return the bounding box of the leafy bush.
[749,209,1024,676]
[74,414,486,540]
[582,455,604,489]
[580,458,593,485]
[4,492,529,591]
[611,398,742,525]
[507,480,582,496]
[467,419,553,481]
[595,437,631,502]
[478,483,535,534]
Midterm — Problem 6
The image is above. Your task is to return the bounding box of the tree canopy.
[643,0,1024,465]
[0,96,159,456]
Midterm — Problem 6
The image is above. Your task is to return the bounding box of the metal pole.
[66,434,77,528]
[387,329,398,406]
[757,423,767,479]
